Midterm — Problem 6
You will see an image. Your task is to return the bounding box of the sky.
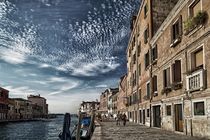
[0,0,140,113]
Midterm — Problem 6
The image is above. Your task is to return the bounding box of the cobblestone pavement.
[96,121,208,140]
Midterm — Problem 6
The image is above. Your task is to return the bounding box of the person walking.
[116,113,120,125]
[122,113,127,126]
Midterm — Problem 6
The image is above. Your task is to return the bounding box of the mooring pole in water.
[76,112,82,140]
[88,110,95,137]
[60,113,71,140]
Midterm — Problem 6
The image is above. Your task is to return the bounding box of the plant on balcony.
[172,82,183,90]
[161,87,172,95]
[184,11,208,35]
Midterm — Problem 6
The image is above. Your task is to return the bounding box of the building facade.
[12,98,33,119]
[127,0,179,125]
[117,75,128,115]
[28,94,48,117]
[126,0,210,138]
[0,87,9,120]
[80,101,100,114]
[99,88,119,117]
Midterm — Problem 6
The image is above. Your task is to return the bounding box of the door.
[175,104,183,132]
[153,105,161,127]
[135,111,137,123]
[143,110,145,124]
[139,110,142,123]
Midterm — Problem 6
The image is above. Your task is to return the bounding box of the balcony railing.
[186,69,205,92]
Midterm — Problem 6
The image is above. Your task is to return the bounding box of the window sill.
[172,82,183,90]
[193,115,206,119]
[184,25,203,37]
[161,86,172,95]
[151,59,157,65]
[170,37,181,48]
[153,91,158,97]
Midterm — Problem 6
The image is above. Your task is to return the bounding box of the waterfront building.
[28,94,48,117]
[12,98,33,119]
[0,87,9,120]
[99,89,109,116]
[107,88,119,118]
[116,74,128,115]
[80,101,100,115]
[99,88,118,117]
[126,0,210,138]
[127,0,179,124]
[112,91,118,117]
[7,99,19,119]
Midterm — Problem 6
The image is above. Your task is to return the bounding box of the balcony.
[186,69,205,92]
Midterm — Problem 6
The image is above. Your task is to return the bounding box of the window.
[132,37,135,50]
[144,27,149,44]
[139,63,141,77]
[137,42,141,56]
[171,16,182,46]
[194,101,205,115]
[191,48,203,70]
[146,82,150,98]
[163,67,171,88]
[144,3,148,18]
[129,49,131,57]
[172,60,182,83]
[166,105,171,116]
[133,53,136,64]
[145,51,150,69]
[133,71,137,86]
[152,75,157,94]
[189,0,201,17]
[152,45,158,62]
[147,109,150,117]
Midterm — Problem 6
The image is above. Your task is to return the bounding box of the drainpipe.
[149,43,153,128]
[136,44,140,124]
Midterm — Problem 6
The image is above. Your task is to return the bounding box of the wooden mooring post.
[76,112,82,140]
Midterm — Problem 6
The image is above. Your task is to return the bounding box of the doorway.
[139,110,142,123]
[143,110,145,124]
[153,105,161,127]
[175,104,183,132]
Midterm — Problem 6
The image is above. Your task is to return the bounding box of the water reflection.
[0,115,78,140]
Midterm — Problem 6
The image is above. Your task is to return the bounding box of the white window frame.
[188,0,203,17]
[192,99,206,118]
[189,44,205,71]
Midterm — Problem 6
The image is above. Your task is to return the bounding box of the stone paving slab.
[92,121,208,140]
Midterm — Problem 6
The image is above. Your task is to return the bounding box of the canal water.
[0,115,78,140]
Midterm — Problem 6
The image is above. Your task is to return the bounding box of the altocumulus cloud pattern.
[0,0,140,113]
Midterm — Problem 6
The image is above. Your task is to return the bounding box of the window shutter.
[172,63,175,83]
[163,70,166,88]
[174,60,181,82]
[171,26,174,43]
[152,76,157,93]
[179,15,183,36]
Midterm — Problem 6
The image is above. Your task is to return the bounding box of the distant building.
[117,74,128,115]
[80,101,100,114]
[0,87,9,120]
[28,94,48,117]
[7,99,19,119]
[105,88,119,117]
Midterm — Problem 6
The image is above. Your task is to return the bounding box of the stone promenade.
[91,121,208,140]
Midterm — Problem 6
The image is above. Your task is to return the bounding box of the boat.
[59,113,95,140]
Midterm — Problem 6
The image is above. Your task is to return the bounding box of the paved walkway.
[91,121,208,140]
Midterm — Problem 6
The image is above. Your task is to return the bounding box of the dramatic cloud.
[0,0,140,113]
